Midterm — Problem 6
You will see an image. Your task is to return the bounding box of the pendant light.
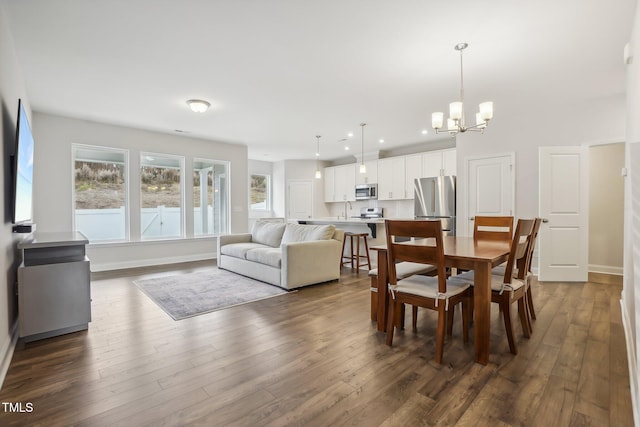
[315,135,322,179]
[359,123,366,174]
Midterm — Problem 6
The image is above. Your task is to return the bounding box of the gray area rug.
[133,269,289,320]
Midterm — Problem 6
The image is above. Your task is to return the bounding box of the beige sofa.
[217,221,345,290]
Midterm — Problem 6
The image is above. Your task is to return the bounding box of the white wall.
[589,143,625,274]
[0,2,30,385]
[624,2,640,422]
[32,112,248,271]
[455,94,626,236]
[269,159,331,220]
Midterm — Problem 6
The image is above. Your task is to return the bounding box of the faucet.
[343,201,352,220]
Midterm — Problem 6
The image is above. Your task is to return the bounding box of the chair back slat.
[385,220,447,293]
[502,219,536,284]
[474,216,514,242]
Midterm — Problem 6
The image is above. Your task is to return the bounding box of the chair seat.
[491,264,506,276]
[369,262,436,280]
[391,275,470,302]
[452,270,525,293]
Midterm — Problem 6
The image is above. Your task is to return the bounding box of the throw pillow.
[251,221,286,247]
[281,223,336,244]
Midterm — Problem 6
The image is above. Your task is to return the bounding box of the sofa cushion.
[245,247,282,268]
[251,221,287,247]
[281,223,336,244]
[220,242,269,259]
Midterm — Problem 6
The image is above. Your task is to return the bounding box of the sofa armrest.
[281,239,342,288]
[217,233,252,256]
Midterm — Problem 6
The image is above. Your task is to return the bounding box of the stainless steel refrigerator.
[414,176,456,235]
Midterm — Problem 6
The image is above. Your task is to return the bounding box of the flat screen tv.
[12,99,34,225]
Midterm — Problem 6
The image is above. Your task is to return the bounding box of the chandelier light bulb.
[479,101,494,120]
[432,112,444,129]
[449,102,463,120]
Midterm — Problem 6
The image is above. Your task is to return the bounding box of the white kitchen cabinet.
[404,154,423,199]
[334,164,356,201]
[377,157,405,200]
[323,166,336,202]
[355,160,378,185]
[422,149,457,177]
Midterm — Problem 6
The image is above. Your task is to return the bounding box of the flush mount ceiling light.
[432,43,493,135]
[315,135,322,179]
[359,123,366,174]
[186,99,210,113]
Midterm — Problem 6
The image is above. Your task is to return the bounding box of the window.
[250,174,270,211]
[140,153,184,239]
[73,145,128,242]
[193,159,229,236]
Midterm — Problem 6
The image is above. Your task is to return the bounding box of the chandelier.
[431,43,493,135]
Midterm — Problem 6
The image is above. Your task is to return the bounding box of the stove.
[350,207,383,220]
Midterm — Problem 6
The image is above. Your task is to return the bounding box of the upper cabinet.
[378,157,405,200]
[323,166,336,202]
[404,154,423,200]
[322,149,456,203]
[422,148,456,177]
[333,164,356,202]
[355,160,378,185]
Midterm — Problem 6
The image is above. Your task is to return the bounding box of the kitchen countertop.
[298,217,385,224]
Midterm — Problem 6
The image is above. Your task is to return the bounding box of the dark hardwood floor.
[0,261,633,426]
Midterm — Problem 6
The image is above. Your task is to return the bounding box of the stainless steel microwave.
[355,184,378,200]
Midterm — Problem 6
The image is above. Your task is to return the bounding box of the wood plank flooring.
[0,261,634,426]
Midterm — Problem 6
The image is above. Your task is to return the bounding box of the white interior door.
[538,146,588,281]
[465,153,515,236]
[287,180,313,219]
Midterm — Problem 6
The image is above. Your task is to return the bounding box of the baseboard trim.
[0,322,19,390]
[620,297,639,426]
[91,253,216,272]
[589,264,624,276]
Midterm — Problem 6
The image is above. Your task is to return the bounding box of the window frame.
[71,144,130,243]
[250,173,271,212]
[139,151,186,241]
[193,158,230,237]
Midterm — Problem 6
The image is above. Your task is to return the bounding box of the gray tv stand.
[18,231,91,342]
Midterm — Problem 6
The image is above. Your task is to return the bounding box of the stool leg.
[363,236,371,270]
[340,235,347,269]
[350,235,355,270]
[356,236,361,273]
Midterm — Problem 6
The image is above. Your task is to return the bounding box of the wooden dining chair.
[524,218,542,322]
[474,216,514,242]
[384,219,473,364]
[453,218,536,355]
[491,217,542,328]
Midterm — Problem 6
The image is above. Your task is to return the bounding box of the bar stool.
[341,232,371,272]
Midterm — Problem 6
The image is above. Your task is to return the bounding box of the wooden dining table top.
[371,236,511,262]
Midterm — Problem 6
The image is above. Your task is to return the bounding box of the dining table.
[371,236,511,365]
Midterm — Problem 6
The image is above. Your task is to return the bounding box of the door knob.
[469,217,475,221]
[542,218,549,223]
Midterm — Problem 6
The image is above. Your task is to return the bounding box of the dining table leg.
[473,261,491,365]
[376,250,388,332]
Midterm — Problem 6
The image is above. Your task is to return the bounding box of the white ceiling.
[4,0,637,161]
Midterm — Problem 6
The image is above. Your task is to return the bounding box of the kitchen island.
[296,217,387,268]
[297,217,383,238]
